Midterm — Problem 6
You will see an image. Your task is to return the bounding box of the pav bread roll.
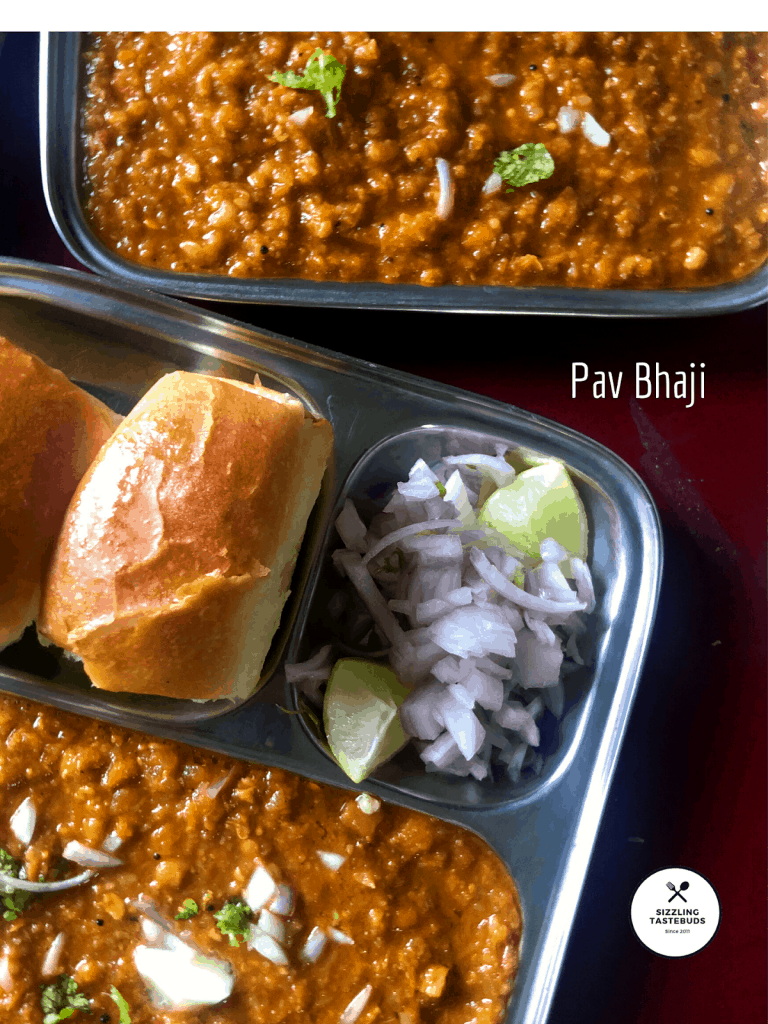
[38,371,334,701]
[0,336,120,651]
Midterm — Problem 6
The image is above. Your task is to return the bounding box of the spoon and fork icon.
[667,880,690,903]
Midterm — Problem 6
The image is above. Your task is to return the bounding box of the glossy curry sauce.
[0,695,521,1024]
[81,32,767,289]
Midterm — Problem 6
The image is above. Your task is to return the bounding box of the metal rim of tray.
[39,31,767,318]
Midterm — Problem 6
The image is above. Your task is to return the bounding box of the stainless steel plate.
[0,257,662,1024]
[40,32,767,318]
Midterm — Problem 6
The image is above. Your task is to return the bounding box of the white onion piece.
[10,797,36,846]
[482,171,503,195]
[205,772,232,799]
[289,105,313,125]
[317,850,346,871]
[336,499,369,554]
[540,537,568,564]
[248,925,290,965]
[101,831,123,854]
[362,520,459,567]
[0,955,11,992]
[570,557,596,612]
[469,547,585,615]
[62,841,123,869]
[300,926,327,963]
[524,612,558,646]
[443,470,477,527]
[269,883,295,918]
[486,73,516,86]
[435,157,454,220]
[244,865,277,912]
[581,111,611,147]
[257,909,286,944]
[443,453,515,488]
[0,869,94,893]
[134,940,235,1009]
[142,917,166,945]
[41,932,67,978]
[340,984,373,1024]
[557,105,582,133]
[494,702,540,746]
[460,668,505,711]
[436,691,485,760]
[421,730,461,769]
[337,551,405,647]
[515,629,564,687]
[399,682,445,741]
[328,926,355,945]
[355,793,381,815]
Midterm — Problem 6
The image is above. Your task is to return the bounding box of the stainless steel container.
[40,32,767,317]
[0,258,662,1024]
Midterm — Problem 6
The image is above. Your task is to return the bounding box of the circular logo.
[630,867,720,958]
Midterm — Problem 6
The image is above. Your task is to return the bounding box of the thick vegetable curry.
[0,694,521,1023]
[82,32,767,289]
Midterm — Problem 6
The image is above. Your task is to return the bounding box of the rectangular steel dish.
[40,31,766,317]
[0,257,662,1024]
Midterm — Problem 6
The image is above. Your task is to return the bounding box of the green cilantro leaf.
[494,143,555,191]
[108,986,131,1024]
[213,898,252,947]
[175,897,199,920]
[40,975,91,1023]
[435,480,447,497]
[270,48,347,118]
[0,847,35,921]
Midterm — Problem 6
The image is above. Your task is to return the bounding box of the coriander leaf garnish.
[40,975,91,1023]
[0,847,35,920]
[494,143,555,191]
[175,898,199,920]
[213,898,252,947]
[108,986,131,1024]
[270,48,347,118]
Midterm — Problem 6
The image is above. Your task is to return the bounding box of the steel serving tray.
[40,31,767,318]
[0,258,662,1024]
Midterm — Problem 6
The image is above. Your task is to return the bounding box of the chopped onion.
[300,926,327,963]
[134,939,235,1009]
[257,909,286,944]
[0,868,94,893]
[570,557,596,612]
[10,796,36,846]
[355,793,381,815]
[328,926,355,945]
[0,955,11,992]
[362,520,459,567]
[469,547,585,615]
[101,831,124,854]
[62,841,123,869]
[494,702,540,747]
[540,537,568,564]
[482,171,503,195]
[317,850,346,871]
[435,157,454,220]
[269,883,295,917]
[289,106,313,125]
[557,105,582,133]
[340,984,373,1024]
[248,925,289,965]
[244,865,277,912]
[205,771,232,799]
[443,453,516,489]
[486,73,516,86]
[41,932,67,978]
[581,111,611,147]
[336,499,369,554]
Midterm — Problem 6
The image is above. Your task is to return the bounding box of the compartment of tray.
[289,424,626,809]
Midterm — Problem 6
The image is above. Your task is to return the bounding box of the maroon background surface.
[1,33,765,1024]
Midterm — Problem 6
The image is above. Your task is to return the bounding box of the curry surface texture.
[81,31,767,289]
[0,695,521,1023]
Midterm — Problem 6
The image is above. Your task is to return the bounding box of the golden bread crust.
[0,337,119,650]
[39,371,333,699]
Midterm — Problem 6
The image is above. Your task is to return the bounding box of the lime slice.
[323,659,409,783]
[478,460,587,571]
